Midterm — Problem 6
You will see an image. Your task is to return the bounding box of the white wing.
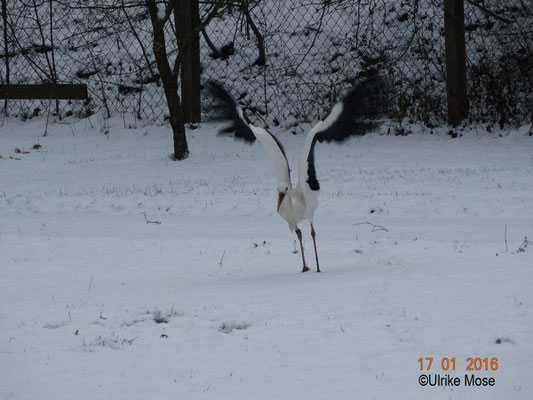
[297,75,390,191]
[208,81,291,186]
[297,104,342,192]
[249,126,291,185]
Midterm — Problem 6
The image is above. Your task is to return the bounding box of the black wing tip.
[206,80,232,98]
[342,74,393,116]
[216,129,255,145]
[206,80,239,115]
[307,178,320,191]
[306,136,320,191]
[310,73,392,146]
[218,125,235,134]
[206,80,256,143]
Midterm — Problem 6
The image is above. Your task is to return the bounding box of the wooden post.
[0,84,88,99]
[176,0,201,123]
[444,0,468,126]
[2,0,9,112]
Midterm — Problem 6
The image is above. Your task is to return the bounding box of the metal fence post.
[444,0,468,126]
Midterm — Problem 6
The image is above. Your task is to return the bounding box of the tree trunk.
[146,0,189,160]
[176,0,201,123]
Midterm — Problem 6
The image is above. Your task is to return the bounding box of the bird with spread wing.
[207,76,390,272]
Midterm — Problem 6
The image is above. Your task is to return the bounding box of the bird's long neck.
[277,191,297,231]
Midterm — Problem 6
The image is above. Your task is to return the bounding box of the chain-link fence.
[464,0,533,126]
[1,0,532,127]
[1,1,175,121]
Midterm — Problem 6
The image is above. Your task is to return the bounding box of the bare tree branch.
[465,0,514,24]
[121,0,158,80]
[31,0,55,82]
[241,0,265,66]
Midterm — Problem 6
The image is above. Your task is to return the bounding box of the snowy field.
[1,116,532,399]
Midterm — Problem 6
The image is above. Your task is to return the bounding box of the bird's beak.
[277,192,285,212]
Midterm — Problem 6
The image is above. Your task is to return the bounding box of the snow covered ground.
[1,115,532,399]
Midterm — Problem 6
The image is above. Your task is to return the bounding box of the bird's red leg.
[310,224,321,273]
[295,228,309,272]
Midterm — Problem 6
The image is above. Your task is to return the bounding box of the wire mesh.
[203,0,448,128]
[1,0,531,127]
[464,0,533,126]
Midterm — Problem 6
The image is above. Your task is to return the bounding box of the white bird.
[208,76,389,272]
